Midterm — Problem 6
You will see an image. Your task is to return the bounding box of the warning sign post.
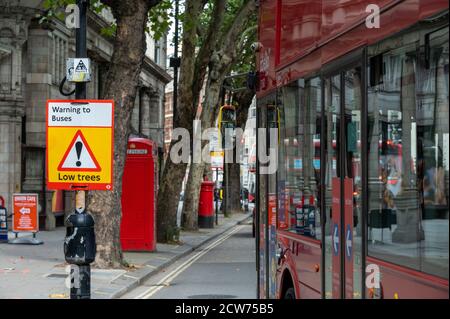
[46,100,114,190]
[9,194,43,245]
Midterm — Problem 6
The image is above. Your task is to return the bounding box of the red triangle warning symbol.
[58,130,101,172]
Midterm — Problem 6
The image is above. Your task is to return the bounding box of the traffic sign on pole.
[46,100,114,191]
[67,58,91,83]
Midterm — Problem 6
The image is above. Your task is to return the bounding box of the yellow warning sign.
[46,100,114,191]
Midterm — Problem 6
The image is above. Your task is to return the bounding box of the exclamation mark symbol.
[75,141,83,167]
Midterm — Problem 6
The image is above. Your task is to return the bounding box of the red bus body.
[256,0,449,299]
[258,0,449,97]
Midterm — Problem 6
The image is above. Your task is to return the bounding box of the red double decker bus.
[255,0,449,299]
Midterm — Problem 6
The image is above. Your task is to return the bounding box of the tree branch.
[192,0,227,101]
[176,0,204,128]
[99,0,114,7]
[220,0,256,55]
[235,24,257,55]
[100,0,162,16]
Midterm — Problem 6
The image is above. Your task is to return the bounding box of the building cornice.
[143,56,172,84]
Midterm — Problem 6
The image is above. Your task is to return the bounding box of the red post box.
[198,181,215,228]
[121,138,158,251]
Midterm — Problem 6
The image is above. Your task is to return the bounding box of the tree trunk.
[182,75,223,230]
[204,162,213,180]
[182,162,204,230]
[87,0,154,268]
[157,151,188,241]
[226,89,255,214]
[157,0,203,242]
[181,0,256,228]
[227,162,241,212]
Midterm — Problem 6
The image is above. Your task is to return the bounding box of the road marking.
[154,256,170,260]
[134,225,244,299]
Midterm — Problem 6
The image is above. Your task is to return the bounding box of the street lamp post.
[171,0,180,125]
[63,0,96,300]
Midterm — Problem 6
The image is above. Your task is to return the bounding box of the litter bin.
[198,181,215,228]
[121,138,158,251]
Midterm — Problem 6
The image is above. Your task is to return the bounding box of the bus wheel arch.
[280,269,296,299]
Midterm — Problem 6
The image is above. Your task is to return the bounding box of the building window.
[154,40,160,65]
[0,48,12,93]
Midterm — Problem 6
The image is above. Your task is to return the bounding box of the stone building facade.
[0,1,171,230]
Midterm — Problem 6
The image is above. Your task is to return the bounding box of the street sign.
[209,130,221,153]
[46,100,114,190]
[0,196,8,243]
[333,223,339,256]
[12,194,38,233]
[210,151,224,169]
[346,225,352,259]
[66,58,91,82]
[58,130,101,171]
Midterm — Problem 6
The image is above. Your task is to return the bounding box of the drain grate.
[188,294,236,299]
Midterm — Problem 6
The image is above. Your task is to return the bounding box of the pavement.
[0,211,251,299]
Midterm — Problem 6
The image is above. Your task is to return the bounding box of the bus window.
[278,77,322,240]
[367,26,449,280]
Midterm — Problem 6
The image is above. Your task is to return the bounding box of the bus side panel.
[279,0,322,67]
[279,231,322,297]
[275,0,449,85]
[419,0,449,19]
[277,236,302,299]
[320,0,397,46]
[257,0,278,97]
[295,241,322,297]
[367,257,449,299]
[299,283,321,299]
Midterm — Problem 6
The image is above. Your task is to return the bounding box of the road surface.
[121,223,256,299]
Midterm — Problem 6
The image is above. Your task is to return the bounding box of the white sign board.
[67,58,91,82]
[210,151,224,170]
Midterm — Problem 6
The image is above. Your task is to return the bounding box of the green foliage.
[100,24,117,38]
[220,0,245,35]
[39,0,173,41]
[231,25,257,74]
[147,0,174,41]
[90,1,108,14]
[40,0,74,24]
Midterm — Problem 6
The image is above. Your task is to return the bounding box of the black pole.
[72,0,90,300]
[172,0,179,125]
[220,87,226,216]
[75,0,87,100]
[215,168,219,225]
[224,154,228,217]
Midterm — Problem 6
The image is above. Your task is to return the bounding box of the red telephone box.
[121,138,158,251]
